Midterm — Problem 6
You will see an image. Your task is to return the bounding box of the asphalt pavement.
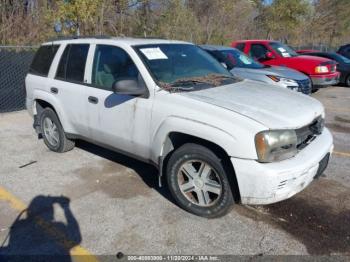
[0,86,349,260]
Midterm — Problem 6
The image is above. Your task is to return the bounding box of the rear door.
[51,43,90,136]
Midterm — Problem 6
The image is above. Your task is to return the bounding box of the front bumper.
[231,128,333,205]
[310,72,340,89]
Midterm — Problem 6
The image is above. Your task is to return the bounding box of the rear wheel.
[40,108,75,153]
[166,143,234,218]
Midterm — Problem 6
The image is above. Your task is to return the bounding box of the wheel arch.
[35,99,57,116]
[161,132,241,203]
[152,117,241,202]
[32,90,73,133]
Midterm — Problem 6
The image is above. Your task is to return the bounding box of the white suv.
[26,37,333,218]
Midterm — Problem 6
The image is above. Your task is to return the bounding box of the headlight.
[266,75,298,90]
[255,130,298,162]
[315,65,329,73]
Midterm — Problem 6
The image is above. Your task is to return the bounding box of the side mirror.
[224,60,235,70]
[112,78,145,96]
[265,52,275,60]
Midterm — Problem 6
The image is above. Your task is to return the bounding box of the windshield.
[332,53,350,64]
[134,44,236,90]
[220,49,265,69]
[269,42,298,57]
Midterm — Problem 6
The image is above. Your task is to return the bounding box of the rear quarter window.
[29,45,60,76]
[55,44,89,83]
[235,43,245,52]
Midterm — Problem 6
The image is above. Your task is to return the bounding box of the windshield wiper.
[157,81,196,92]
[206,73,236,79]
[157,74,237,92]
[170,79,209,87]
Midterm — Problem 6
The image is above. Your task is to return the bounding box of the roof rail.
[47,35,112,41]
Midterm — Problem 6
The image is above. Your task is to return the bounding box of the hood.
[283,55,332,66]
[180,80,324,129]
[232,66,307,80]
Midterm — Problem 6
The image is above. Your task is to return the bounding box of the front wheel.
[166,143,234,218]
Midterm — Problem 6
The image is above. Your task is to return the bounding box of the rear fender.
[32,89,74,134]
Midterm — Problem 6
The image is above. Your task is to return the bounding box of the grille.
[297,79,312,95]
[295,117,324,150]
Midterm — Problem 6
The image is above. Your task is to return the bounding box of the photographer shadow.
[0,195,81,262]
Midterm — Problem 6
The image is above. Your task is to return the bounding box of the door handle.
[50,87,58,94]
[88,96,98,104]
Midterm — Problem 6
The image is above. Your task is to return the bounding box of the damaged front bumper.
[231,128,333,205]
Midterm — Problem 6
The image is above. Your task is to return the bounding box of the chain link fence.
[0,46,36,113]
[292,44,336,52]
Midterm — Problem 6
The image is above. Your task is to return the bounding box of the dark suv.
[338,44,350,59]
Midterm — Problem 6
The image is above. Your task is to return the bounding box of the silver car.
[201,45,312,94]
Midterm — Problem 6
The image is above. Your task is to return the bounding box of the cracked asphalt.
[0,86,349,259]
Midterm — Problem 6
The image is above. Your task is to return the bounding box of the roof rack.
[47,35,112,41]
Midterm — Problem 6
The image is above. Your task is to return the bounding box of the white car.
[26,37,333,218]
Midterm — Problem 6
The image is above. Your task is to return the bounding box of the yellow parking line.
[0,187,26,210]
[333,151,350,158]
[0,186,99,262]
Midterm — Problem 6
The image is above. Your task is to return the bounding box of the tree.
[0,0,349,47]
[257,0,310,42]
[153,0,200,41]
[311,0,350,47]
[48,0,103,36]
[187,0,255,44]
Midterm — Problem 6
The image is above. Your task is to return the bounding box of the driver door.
[249,43,279,66]
[85,44,153,159]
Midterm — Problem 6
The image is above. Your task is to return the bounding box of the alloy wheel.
[43,117,59,147]
[177,160,222,207]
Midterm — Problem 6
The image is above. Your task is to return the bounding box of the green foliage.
[47,0,103,35]
[258,0,310,41]
[153,0,201,42]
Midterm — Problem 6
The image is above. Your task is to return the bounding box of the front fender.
[151,116,256,163]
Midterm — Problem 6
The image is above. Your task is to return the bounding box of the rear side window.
[206,50,226,63]
[56,46,69,79]
[235,43,245,52]
[250,44,269,60]
[29,45,59,76]
[56,44,89,83]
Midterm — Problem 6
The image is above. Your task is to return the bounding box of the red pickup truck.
[232,40,340,91]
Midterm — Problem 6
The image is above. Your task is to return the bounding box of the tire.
[40,108,75,153]
[166,143,234,218]
[346,75,350,87]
